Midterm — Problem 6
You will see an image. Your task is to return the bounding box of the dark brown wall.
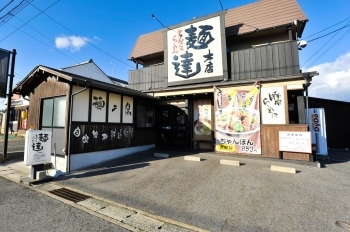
[28,77,69,129]
[28,77,70,149]
[308,97,350,149]
[231,41,300,80]
[70,123,156,154]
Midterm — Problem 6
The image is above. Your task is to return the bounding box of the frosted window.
[42,99,53,127]
[53,97,66,127]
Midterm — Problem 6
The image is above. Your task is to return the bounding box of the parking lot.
[54,150,350,231]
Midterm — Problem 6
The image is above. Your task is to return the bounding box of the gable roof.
[129,0,307,59]
[61,59,114,84]
[12,65,156,100]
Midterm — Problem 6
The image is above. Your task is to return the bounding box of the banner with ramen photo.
[214,86,261,154]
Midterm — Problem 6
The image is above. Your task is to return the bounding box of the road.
[0,176,129,232]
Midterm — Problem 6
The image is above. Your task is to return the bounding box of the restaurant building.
[13,60,158,172]
[128,0,318,161]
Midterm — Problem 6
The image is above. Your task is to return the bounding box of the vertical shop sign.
[193,99,212,137]
[167,15,226,85]
[214,87,261,154]
[261,86,287,124]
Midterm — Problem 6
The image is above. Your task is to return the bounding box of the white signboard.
[108,93,121,123]
[167,15,224,85]
[279,131,311,153]
[308,108,328,155]
[122,96,133,123]
[91,89,107,122]
[24,130,52,166]
[261,86,287,124]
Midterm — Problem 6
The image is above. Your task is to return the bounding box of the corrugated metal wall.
[231,41,300,80]
[308,97,350,149]
[129,64,166,91]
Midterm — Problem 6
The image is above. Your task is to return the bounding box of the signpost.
[1,48,16,161]
[24,130,52,179]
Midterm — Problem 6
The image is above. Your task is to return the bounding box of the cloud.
[55,35,91,52]
[305,51,350,103]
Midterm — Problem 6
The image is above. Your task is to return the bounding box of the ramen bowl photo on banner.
[214,86,261,154]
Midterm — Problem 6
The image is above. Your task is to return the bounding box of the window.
[41,96,66,128]
[136,106,154,127]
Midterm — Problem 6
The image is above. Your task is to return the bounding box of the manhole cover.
[49,188,90,203]
[335,221,350,231]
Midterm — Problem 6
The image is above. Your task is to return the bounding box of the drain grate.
[49,188,90,203]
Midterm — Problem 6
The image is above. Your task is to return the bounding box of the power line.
[5,21,121,82]
[28,1,134,70]
[302,20,350,67]
[26,2,165,80]
[305,26,350,69]
[0,0,60,42]
[302,15,350,40]
[307,24,350,43]
[0,0,14,13]
[0,0,34,26]
[218,0,224,10]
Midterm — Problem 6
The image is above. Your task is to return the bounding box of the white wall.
[62,62,113,84]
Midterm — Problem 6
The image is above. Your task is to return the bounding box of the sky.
[1,0,350,109]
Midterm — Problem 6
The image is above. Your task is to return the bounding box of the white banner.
[308,108,328,155]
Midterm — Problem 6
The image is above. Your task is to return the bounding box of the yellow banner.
[216,144,236,152]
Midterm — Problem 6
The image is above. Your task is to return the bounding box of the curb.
[0,164,208,232]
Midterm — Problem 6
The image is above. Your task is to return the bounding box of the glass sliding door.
[41,96,66,156]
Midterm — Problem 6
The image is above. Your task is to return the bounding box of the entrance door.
[158,105,187,148]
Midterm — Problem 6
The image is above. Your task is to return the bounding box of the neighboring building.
[127,0,319,161]
[60,59,128,87]
[307,97,350,150]
[13,62,156,172]
[1,94,29,134]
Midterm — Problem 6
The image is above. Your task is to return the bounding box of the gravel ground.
[55,150,350,231]
[0,177,129,232]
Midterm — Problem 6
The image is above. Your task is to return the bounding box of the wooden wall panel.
[272,44,280,77]
[283,152,311,161]
[261,124,308,159]
[129,64,167,91]
[284,42,293,75]
[308,97,350,149]
[28,77,69,130]
[231,41,300,80]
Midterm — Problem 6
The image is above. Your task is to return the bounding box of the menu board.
[279,131,311,153]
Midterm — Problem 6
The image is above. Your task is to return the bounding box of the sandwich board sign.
[24,130,52,166]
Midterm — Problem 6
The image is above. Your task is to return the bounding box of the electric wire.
[305,25,350,69]
[0,0,60,42]
[26,1,166,80]
[7,22,107,81]
[307,24,350,43]
[218,0,224,10]
[27,1,134,70]
[302,20,350,67]
[0,0,14,13]
[0,0,34,26]
[302,15,350,40]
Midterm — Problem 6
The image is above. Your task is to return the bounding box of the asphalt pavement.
[1,149,350,231]
[0,177,129,232]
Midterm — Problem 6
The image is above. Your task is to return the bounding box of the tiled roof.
[129,0,307,59]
